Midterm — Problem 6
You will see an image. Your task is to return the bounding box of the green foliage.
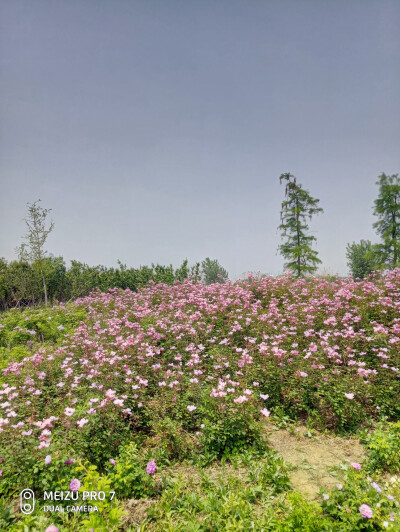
[373,173,400,269]
[150,417,195,461]
[201,257,229,285]
[145,452,319,531]
[363,422,400,473]
[199,394,267,463]
[346,240,378,279]
[0,257,202,310]
[321,468,400,531]
[311,378,370,433]
[107,442,159,499]
[278,173,324,277]
[0,304,86,348]
[0,446,78,498]
[4,462,126,532]
[260,492,334,531]
[145,461,270,530]
[0,345,31,372]
[69,407,134,469]
[17,199,55,306]
[247,450,291,494]
[0,497,17,530]
[74,461,127,531]
[0,260,41,308]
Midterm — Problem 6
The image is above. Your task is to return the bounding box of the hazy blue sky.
[1,0,399,279]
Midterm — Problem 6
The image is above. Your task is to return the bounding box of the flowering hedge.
[1,271,400,495]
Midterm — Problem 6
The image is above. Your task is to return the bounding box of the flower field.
[1,272,400,530]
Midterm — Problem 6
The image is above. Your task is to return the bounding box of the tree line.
[278,172,400,278]
[1,171,398,309]
[0,255,229,311]
[0,201,229,310]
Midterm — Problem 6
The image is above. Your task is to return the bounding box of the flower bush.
[1,271,400,528]
[321,468,400,530]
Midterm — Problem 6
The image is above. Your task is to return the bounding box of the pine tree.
[372,173,400,269]
[278,173,323,277]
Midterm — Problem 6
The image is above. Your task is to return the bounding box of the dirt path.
[266,425,366,500]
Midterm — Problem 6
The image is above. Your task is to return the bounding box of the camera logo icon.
[20,489,35,515]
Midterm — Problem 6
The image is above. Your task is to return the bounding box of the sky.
[1,0,399,280]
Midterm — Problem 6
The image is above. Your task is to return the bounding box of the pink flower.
[234,395,248,404]
[371,482,382,493]
[64,407,75,416]
[344,393,354,399]
[187,405,197,412]
[336,484,343,490]
[359,504,373,518]
[77,418,88,428]
[260,394,269,400]
[45,526,59,532]
[0,470,2,477]
[260,408,270,417]
[70,478,81,491]
[45,455,52,465]
[350,462,361,470]
[109,458,116,465]
[146,460,157,474]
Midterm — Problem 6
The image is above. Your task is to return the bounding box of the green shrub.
[0,304,86,348]
[363,422,400,473]
[0,446,80,497]
[248,450,291,495]
[74,461,127,531]
[107,442,158,499]
[259,492,335,531]
[198,391,267,463]
[150,417,195,461]
[68,408,134,469]
[0,497,17,530]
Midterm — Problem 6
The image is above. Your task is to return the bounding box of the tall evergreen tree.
[372,173,400,269]
[278,173,323,277]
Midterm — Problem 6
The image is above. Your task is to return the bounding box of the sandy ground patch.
[121,498,154,528]
[265,424,365,500]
